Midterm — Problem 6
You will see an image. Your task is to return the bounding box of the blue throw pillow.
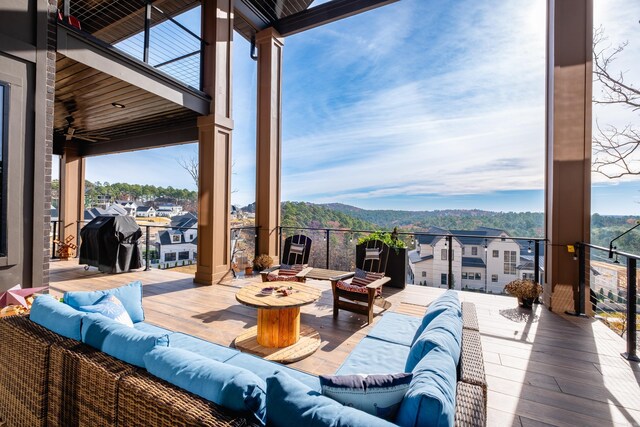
[79,294,134,327]
[396,346,457,427]
[405,310,462,372]
[29,294,86,341]
[144,346,266,424]
[64,281,144,323]
[81,314,168,368]
[319,373,413,420]
[266,371,396,427]
[410,290,461,346]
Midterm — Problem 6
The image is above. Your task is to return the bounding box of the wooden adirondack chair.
[260,234,313,282]
[331,240,392,324]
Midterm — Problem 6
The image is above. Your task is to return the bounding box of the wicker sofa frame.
[0,301,486,427]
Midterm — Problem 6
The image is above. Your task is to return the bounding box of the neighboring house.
[51,207,59,222]
[156,203,183,217]
[409,227,522,293]
[116,200,138,216]
[155,212,198,266]
[96,194,113,209]
[136,205,156,218]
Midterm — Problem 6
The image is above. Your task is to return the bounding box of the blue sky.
[54,0,640,215]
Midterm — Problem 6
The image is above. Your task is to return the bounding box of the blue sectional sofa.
[0,282,486,427]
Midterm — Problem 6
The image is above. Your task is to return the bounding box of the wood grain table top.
[304,268,354,281]
[235,282,321,310]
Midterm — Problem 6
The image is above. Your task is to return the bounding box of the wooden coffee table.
[303,268,354,282]
[234,282,322,363]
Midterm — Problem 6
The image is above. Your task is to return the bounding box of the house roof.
[137,206,153,212]
[408,250,433,264]
[171,212,198,230]
[462,257,486,268]
[157,229,197,246]
[517,255,545,271]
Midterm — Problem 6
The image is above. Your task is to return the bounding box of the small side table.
[235,282,322,363]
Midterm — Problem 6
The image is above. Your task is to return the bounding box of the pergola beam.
[274,0,399,37]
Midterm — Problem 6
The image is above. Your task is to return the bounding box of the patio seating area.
[49,260,640,427]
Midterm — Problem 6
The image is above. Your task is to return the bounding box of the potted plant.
[504,279,542,309]
[253,254,274,272]
[357,228,407,289]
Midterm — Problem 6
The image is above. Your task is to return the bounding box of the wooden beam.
[79,119,199,157]
[56,26,210,115]
[235,0,270,32]
[274,0,399,37]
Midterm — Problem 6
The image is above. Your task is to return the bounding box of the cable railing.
[278,226,545,294]
[50,220,258,273]
[59,0,204,90]
[577,242,639,361]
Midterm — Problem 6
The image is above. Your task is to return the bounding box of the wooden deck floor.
[50,260,640,427]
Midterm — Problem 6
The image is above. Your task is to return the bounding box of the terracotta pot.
[244,267,253,275]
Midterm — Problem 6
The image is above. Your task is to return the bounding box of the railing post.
[278,227,283,260]
[63,0,70,16]
[623,257,639,361]
[447,235,453,290]
[52,221,58,259]
[326,229,330,269]
[254,227,260,261]
[144,225,150,271]
[75,221,81,258]
[143,1,151,63]
[578,243,586,315]
[534,240,540,285]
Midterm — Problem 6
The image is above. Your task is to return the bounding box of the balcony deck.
[50,259,640,427]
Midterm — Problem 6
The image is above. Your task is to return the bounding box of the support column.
[195,0,234,285]
[255,28,284,259]
[544,0,592,310]
[58,144,85,252]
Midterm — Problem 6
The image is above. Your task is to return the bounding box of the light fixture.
[614,254,620,264]
[527,240,532,254]
[112,102,125,109]
[483,238,488,252]
[410,235,415,245]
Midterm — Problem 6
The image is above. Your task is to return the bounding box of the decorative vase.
[521,298,534,309]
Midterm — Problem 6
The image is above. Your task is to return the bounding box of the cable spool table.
[234,282,322,363]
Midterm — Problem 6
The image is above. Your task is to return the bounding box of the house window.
[493,250,499,258]
[523,273,535,280]
[504,251,517,275]
[475,273,481,280]
[0,83,6,256]
[178,251,190,260]
[164,252,176,262]
[440,273,447,285]
[492,274,498,282]
[471,247,478,256]
[421,271,426,277]
[171,234,181,243]
[441,249,447,260]
[462,272,468,280]
[189,234,193,240]
[462,247,465,255]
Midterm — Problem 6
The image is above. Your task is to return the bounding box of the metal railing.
[50,220,258,273]
[278,226,545,293]
[577,242,639,361]
[60,0,205,90]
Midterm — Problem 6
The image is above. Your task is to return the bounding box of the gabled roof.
[171,212,198,230]
[408,250,433,264]
[137,206,154,212]
[517,255,545,271]
[157,229,197,246]
[462,257,486,268]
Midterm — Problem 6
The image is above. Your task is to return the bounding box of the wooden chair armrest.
[295,267,313,279]
[330,272,355,281]
[260,265,280,275]
[366,276,391,290]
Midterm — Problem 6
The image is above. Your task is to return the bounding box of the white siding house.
[136,206,156,217]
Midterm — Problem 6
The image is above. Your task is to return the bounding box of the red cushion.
[267,274,299,282]
[277,264,304,277]
[336,280,382,296]
[351,271,385,287]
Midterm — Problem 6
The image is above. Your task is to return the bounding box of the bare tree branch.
[177,153,199,188]
[592,26,640,178]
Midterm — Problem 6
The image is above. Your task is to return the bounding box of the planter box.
[356,245,407,289]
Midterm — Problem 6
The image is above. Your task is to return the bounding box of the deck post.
[255,27,284,260]
[623,258,639,361]
[194,0,234,285]
[58,144,85,255]
[544,0,593,311]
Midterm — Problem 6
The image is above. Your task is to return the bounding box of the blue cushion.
[396,346,457,427]
[29,295,85,341]
[410,290,461,346]
[225,352,320,392]
[266,371,396,427]
[319,373,413,420]
[169,332,239,363]
[133,322,174,335]
[367,312,421,347]
[405,310,462,372]
[81,314,168,368]
[336,337,410,376]
[144,346,266,424]
[64,281,144,323]
[78,294,134,327]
